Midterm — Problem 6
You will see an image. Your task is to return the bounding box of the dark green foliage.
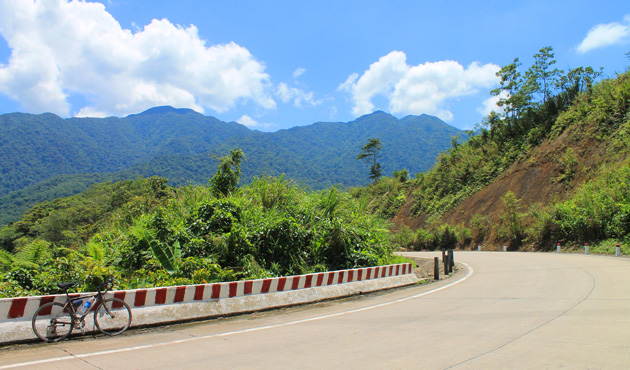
[392,169,409,183]
[357,138,383,183]
[0,170,399,297]
[536,154,630,245]
[0,110,460,226]
[390,221,464,251]
[132,228,181,274]
[0,173,119,227]
[186,199,242,236]
[497,192,525,247]
[0,107,251,196]
[0,178,167,253]
[209,149,245,197]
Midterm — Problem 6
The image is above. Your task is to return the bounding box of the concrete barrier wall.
[0,263,415,344]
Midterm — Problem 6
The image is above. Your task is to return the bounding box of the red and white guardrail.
[1,263,413,322]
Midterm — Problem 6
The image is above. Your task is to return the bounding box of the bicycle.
[31,278,132,343]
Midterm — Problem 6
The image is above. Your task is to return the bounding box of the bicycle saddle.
[57,282,76,290]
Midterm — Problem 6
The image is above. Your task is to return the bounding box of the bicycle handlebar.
[97,278,114,294]
[57,277,114,295]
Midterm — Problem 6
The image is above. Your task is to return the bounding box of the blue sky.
[0,0,628,131]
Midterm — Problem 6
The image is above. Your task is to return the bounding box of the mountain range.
[0,106,463,225]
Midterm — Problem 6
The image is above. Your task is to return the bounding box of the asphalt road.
[1,252,628,369]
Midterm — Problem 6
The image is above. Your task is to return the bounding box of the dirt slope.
[392,121,613,246]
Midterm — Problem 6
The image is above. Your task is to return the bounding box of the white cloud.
[236,114,275,131]
[75,107,109,118]
[292,68,306,79]
[338,73,359,93]
[577,15,630,54]
[339,51,500,121]
[477,91,507,117]
[339,51,408,116]
[0,0,275,117]
[276,82,320,108]
[237,114,259,127]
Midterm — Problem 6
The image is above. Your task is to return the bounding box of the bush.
[496,192,525,246]
[532,162,630,244]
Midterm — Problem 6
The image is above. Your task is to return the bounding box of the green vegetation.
[357,138,383,183]
[355,47,630,252]
[0,151,400,298]
[495,69,630,249]
[407,47,602,219]
[0,110,460,227]
[209,149,246,197]
[349,175,412,219]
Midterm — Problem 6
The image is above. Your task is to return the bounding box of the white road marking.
[0,263,473,369]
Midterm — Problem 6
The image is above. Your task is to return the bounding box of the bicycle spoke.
[32,303,74,342]
[94,298,132,336]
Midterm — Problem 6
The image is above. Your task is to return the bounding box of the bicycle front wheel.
[32,302,74,343]
[94,298,132,335]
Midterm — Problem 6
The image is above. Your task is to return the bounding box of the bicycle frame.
[65,293,100,320]
[58,281,110,326]
[33,278,131,342]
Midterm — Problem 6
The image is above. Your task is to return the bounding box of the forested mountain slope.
[222,111,461,188]
[0,107,253,196]
[0,109,461,226]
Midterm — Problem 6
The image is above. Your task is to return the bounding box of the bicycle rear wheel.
[32,302,74,343]
[94,298,132,335]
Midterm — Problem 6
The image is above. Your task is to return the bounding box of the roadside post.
[616,244,621,256]
[434,257,440,280]
[557,243,561,253]
[585,243,589,254]
[445,250,450,274]
[448,249,454,274]
[442,249,448,275]
[503,245,507,252]
[477,244,481,251]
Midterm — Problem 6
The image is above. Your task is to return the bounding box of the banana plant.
[137,229,181,275]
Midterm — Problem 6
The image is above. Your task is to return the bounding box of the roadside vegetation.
[0,150,400,298]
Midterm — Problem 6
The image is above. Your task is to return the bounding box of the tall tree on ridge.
[526,46,562,105]
[490,58,531,122]
[357,138,383,183]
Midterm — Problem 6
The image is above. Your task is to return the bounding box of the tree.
[526,46,562,105]
[357,138,383,183]
[556,66,603,105]
[393,169,409,182]
[490,58,532,122]
[499,191,525,245]
[209,149,245,197]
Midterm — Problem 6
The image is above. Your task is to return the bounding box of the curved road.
[1,252,629,369]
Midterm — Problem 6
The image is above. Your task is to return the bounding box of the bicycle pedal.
[75,320,86,333]
[46,325,57,339]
